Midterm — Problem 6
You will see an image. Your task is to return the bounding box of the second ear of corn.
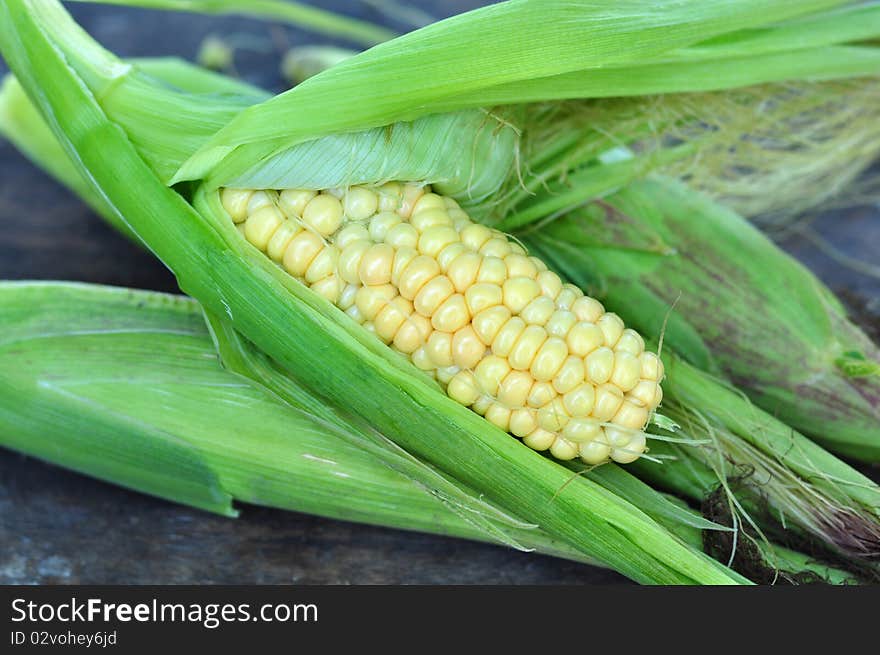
[220,183,664,466]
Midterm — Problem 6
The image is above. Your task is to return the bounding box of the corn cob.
[221,183,664,466]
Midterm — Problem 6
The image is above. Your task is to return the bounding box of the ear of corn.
[1,0,753,585]
[525,177,880,461]
[216,182,662,466]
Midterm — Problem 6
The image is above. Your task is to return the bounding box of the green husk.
[1,0,750,586]
[526,178,880,461]
[0,281,592,562]
[646,358,880,565]
[5,280,849,583]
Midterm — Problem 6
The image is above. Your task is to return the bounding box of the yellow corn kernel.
[597,312,625,348]
[279,188,316,218]
[411,192,446,216]
[536,270,563,300]
[627,380,662,408]
[355,284,396,321]
[497,370,533,409]
[554,285,581,311]
[464,283,503,316]
[615,329,645,356]
[282,230,324,277]
[509,408,538,437]
[579,432,612,466]
[530,337,568,382]
[593,383,625,422]
[432,294,470,332]
[523,428,556,452]
[411,208,452,232]
[572,296,604,323]
[391,247,419,286]
[343,187,379,220]
[266,221,301,262]
[520,296,556,326]
[485,403,512,432]
[247,190,277,215]
[398,184,425,218]
[546,310,577,338]
[508,325,548,371]
[374,296,413,343]
[447,251,482,292]
[552,356,585,395]
[562,383,595,418]
[480,237,512,259]
[419,225,460,258]
[537,397,569,432]
[302,193,343,236]
[612,400,649,431]
[566,322,604,358]
[336,223,370,248]
[384,222,419,249]
[562,418,602,443]
[358,243,395,286]
[304,245,339,284]
[610,431,647,465]
[492,316,527,359]
[585,347,615,385]
[422,331,453,369]
[447,370,480,406]
[476,256,508,286]
[527,381,557,409]
[339,240,371,284]
[393,313,431,354]
[414,275,455,317]
[472,305,512,345]
[452,326,486,370]
[310,275,340,304]
[610,351,641,392]
[549,437,579,461]
[243,205,284,251]
[504,253,538,279]
[398,255,440,300]
[460,223,493,250]
[640,352,665,382]
[221,187,254,223]
[503,277,541,314]
[472,357,510,399]
[368,211,402,242]
[437,243,468,272]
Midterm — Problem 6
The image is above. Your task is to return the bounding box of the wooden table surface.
[1,3,877,585]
